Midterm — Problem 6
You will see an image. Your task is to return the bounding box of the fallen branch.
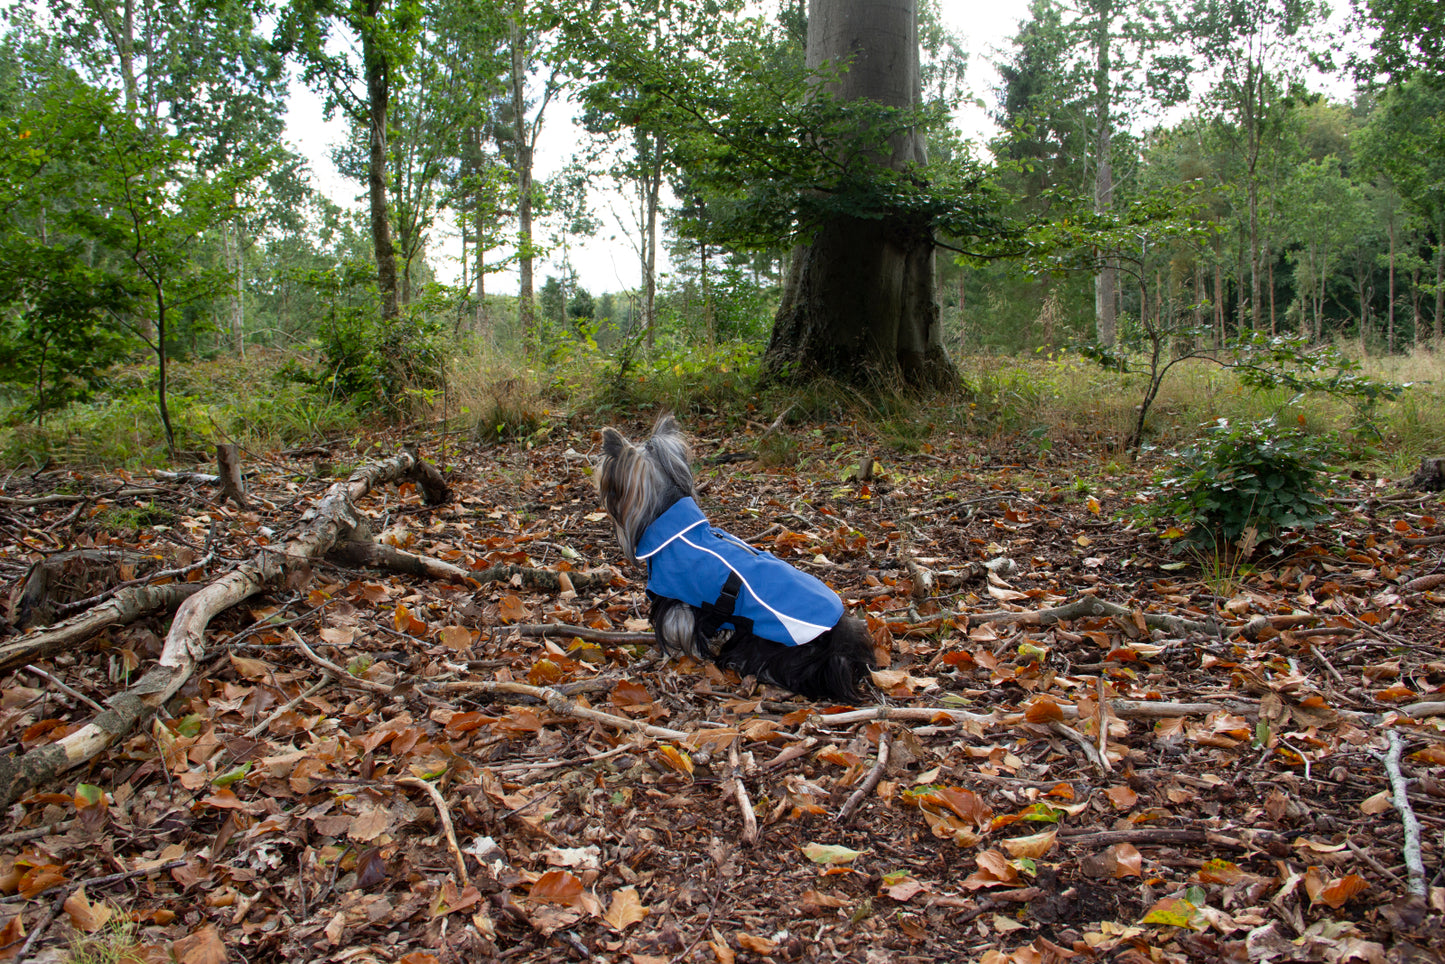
[962,595,1220,635]
[473,563,618,594]
[398,776,469,888]
[291,630,393,695]
[511,623,654,645]
[838,729,890,823]
[1048,720,1107,774]
[1399,702,1445,719]
[22,664,104,714]
[0,581,203,675]
[9,549,166,630]
[724,741,759,847]
[431,679,690,741]
[0,448,450,810]
[816,706,1002,728]
[328,541,476,585]
[54,553,216,619]
[1377,730,1427,898]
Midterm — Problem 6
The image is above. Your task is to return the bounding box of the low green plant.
[1148,417,1337,554]
[66,914,146,964]
[474,376,551,444]
[97,503,176,534]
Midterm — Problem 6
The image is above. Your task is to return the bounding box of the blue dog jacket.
[636,497,844,646]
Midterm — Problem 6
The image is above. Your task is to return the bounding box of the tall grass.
[4,334,1439,475]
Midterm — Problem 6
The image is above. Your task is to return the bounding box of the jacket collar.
[636,497,708,560]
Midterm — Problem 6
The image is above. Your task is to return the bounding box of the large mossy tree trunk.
[763,0,955,391]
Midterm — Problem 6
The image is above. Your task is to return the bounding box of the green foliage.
[0,76,143,421]
[291,268,448,418]
[473,376,552,445]
[1150,417,1336,553]
[592,340,758,419]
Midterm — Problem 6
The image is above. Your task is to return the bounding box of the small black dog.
[595,415,875,702]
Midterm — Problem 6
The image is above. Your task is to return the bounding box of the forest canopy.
[0,0,1442,436]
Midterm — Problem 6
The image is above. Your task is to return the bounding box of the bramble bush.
[1149,417,1336,554]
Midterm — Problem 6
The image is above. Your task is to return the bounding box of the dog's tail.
[650,595,713,661]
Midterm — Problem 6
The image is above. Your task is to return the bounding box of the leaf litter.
[0,417,1442,963]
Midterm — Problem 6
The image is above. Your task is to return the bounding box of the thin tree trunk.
[1091,0,1117,348]
[363,0,400,321]
[510,6,536,357]
[1266,241,1275,335]
[1436,228,1445,344]
[1387,216,1396,354]
[155,289,175,457]
[641,135,663,350]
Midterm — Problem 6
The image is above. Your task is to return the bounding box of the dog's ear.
[600,427,629,461]
[652,413,679,439]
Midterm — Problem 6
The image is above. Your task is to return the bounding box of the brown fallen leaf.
[62,886,112,933]
[172,923,228,964]
[602,885,648,931]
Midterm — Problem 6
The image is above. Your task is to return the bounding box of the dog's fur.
[595,415,875,702]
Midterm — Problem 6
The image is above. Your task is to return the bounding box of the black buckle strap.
[696,571,752,643]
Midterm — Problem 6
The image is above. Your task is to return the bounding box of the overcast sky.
[281,2,1032,294]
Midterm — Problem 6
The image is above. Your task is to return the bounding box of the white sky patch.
[280,1,1032,294]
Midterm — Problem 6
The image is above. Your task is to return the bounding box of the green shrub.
[1149,417,1336,553]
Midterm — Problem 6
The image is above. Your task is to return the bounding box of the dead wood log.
[1405,457,1445,492]
[7,549,161,630]
[216,442,247,508]
[0,580,203,675]
[0,449,450,810]
[963,595,1220,636]
[327,541,475,584]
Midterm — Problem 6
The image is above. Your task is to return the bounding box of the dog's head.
[595,414,696,561]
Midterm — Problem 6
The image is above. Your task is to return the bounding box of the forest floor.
[0,414,1443,964]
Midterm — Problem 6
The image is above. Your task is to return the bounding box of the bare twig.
[838,729,891,823]
[244,679,331,739]
[398,777,469,888]
[725,741,758,847]
[1095,676,1112,772]
[23,664,105,714]
[1048,720,1107,774]
[431,679,691,741]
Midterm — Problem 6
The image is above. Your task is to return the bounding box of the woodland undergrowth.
[0,346,1443,963]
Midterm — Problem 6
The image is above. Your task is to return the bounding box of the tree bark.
[0,581,203,675]
[1436,226,1444,344]
[510,5,537,357]
[763,0,954,391]
[1090,0,1117,348]
[363,0,401,321]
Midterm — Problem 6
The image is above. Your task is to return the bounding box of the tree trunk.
[228,219,245,356]
[510,6,537,357]
[763,0,953,391]
[1246,62,1262,331]
[155,289,176,457]
[1436,227,1444,344]
[363,0,400,321]
[1090,0,1117,348]
[1387,216,1396,354]
[640,134,664,350]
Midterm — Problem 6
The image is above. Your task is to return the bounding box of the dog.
[594,415,875,702]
